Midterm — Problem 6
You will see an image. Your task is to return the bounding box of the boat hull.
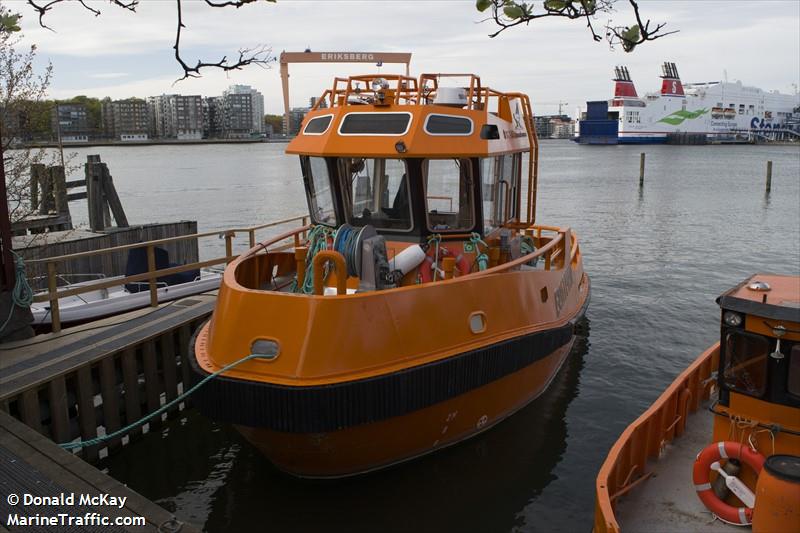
[190,227,589,477]
[190,319,580,477]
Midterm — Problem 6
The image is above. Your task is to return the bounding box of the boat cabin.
[715,274,800,417]
[286,73,537,244]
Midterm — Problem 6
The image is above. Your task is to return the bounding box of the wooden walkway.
[0,293,216,532]
[0,410,199,532]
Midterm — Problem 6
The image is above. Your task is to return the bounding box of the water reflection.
[103,320,590,533]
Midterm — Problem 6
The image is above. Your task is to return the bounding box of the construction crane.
[536,101,570,116]
[279,51,412,135]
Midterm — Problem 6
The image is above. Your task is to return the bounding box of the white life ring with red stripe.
[419,247,471,282]
[692,441,765,525]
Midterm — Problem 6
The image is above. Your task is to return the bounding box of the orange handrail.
[594,343,720,533]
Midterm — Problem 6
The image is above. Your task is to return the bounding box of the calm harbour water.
[63,141,800,532]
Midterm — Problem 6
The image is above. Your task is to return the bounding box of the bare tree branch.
[21,0,274,80]
[605,0,678,51]
[204,0,261,8]
[172,0,272,82]
[478,0,676,51]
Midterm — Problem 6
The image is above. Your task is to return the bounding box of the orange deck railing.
[594,343,720,532]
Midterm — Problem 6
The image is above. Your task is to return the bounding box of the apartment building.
[101,98,149,141]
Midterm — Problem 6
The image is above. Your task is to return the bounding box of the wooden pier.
[0,296,214,532]
[0,410,199,532]
[0,293,216,463]
[0,214,308,531]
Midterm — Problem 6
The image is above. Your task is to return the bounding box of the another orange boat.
[595,274,800,531]
[189,73,589,478]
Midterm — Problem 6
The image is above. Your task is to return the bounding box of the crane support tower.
[279,51,412,135]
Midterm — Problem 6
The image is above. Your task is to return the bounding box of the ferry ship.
[595,274,800,531]
[188,72,589,478]
[576,62,800,144]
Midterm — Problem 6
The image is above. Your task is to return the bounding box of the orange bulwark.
[189,73,590,477]
[595,274,800,531]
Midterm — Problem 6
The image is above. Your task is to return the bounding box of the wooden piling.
[639,153,646,187]
[30,163,44,212]
[766,160,772,192]
[37,164,53,215]
[101,164,129,227]
[50,165,70,218]
[86,158,104,231]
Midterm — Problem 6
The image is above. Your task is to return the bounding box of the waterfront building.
[202,97,224,139]
[220,92,254,138]
[51,103,89,142]
[146,94,203,139]
[309,96,326,109]
[289,107,310,135]
[534,115,575,139]
[101,98,149,141]
[224,84,265,134]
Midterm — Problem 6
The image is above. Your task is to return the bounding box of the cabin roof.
[717,273,800,323]
[286,73,533,158]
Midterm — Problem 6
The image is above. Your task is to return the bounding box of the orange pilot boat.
[189,73,590,478]
[595,274,800,532]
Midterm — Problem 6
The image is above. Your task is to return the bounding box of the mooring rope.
[333,224,364,277]
[59,352,275,450]
[295,225,334,294]
[0,251,34,335]
[469,232,489,272]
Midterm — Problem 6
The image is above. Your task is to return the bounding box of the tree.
[476,0,677,52]
[264,114,283,136]
[1,6,55,223]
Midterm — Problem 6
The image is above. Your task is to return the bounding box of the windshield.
[339,157,412,231]
[303,156,337,226]
[423,158,474,232]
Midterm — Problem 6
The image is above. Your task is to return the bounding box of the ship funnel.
[613,65,638,99]
[660,61,685,96]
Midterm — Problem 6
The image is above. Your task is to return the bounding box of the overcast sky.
[11,0,800,116]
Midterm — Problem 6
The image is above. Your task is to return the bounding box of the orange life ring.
[419,247,471,282]
[692,441,765,525]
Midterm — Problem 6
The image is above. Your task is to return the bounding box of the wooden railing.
[594,343,720,533]
[29,215,309,332]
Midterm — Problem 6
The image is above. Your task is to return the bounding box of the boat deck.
[615,400,740,532]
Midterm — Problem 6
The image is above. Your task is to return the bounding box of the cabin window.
[304,157,337,226]
[788,345,800,398]
[723,331,769,398]
[338,112,412,135]
[481,156,512,233]
[338,157,412,231]
[424,114,474,136]
[303,115,333,135]
[423,159,474,232]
